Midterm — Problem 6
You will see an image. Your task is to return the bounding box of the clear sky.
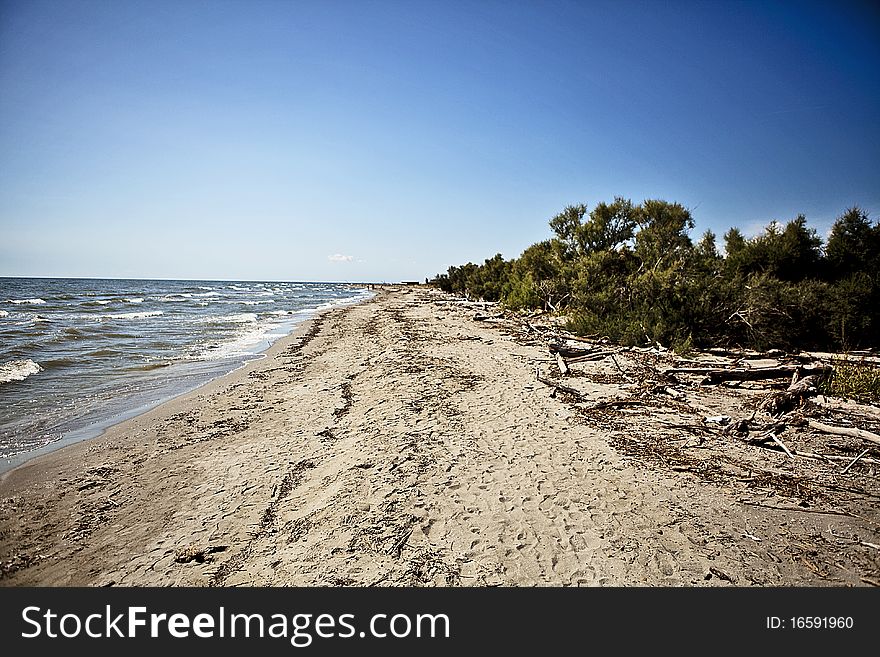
[1,0,878,282]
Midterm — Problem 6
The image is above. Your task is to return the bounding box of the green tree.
[633,200,694,270]
[826,207,880,281]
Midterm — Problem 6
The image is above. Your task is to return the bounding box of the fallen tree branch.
[535,368,586,401]
[760,375,820,416]
[841,448,872,474]
[610,353,635,382]
[737,500,856,518]
[556,352,569,376]
[664,365,831,385]
[791,450,880,466]
[768,432,794,459]
[569,350,618,363]
[806,420,880,447]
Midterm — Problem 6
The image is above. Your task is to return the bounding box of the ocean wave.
[88,348,121,357]
[239,300,274,305]
[194,326,270,360]
[0,310,9,318]
[8,298,46,305]
[0,359,42,384]
[125,361,172,372]
[102,311,164,320]
[193,292,220,298]
[223,313,258,323]
[160,294,192,302]
[124,297,144,304]
[41,357,77,369]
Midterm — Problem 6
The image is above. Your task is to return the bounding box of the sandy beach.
[1,286,877,587]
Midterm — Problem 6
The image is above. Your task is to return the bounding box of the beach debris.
[759,375,819,416]
[663,364,832,386]
[174,544,228,564]
[534,367,586,401]
[556,352,570,376]
[706,566,736,583]
[841,448,871,475]
[804,420,880,447]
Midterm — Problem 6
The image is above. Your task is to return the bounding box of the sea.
[0,278,373,473]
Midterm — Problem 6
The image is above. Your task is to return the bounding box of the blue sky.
[1,0,878,282]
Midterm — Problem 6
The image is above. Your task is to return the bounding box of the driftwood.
[760,375,819,416]
[664,365,831,385]
[706,347,787,359]
[567,350,617,363]
[806,420,880,447]
[809,397,880,422]
[535,368,585,400]
[738,500,857,518]
[560,333,597,344]
[744,427,791,453]
[611,353,636,382]
[556,352,569,376]
[790,450,880,466]
[548,343,593,358]
[841,448,872,474]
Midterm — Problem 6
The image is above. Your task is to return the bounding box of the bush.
[821,357,880,404]
[432,200,878,352]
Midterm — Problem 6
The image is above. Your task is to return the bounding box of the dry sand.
[1,286,878,586]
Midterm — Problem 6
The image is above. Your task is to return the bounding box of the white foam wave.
[192,291,371,362]
[8,298,45,305]
[195,324,273,360]
[103,311,164,320]
[124,297,144,304]
[160,294,192,302]
[194,292,220,297]
[0,359,42,384]
[239,300,274,305]
[0,310,8,318]
[224,313,258,323]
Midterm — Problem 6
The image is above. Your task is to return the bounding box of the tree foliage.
[430,200,879,351]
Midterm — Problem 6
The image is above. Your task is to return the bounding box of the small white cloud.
[328,254,354,263]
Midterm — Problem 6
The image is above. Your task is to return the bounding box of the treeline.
[430,199,880,352]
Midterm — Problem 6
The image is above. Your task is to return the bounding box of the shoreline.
[0,291,352,490]
[0,289,374,480]
[1,286,877,586]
